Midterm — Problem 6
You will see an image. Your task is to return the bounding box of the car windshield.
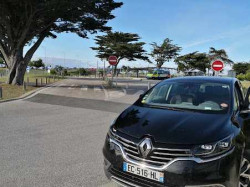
[139,81,231,112]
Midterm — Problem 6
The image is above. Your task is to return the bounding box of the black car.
[103,77,250,187]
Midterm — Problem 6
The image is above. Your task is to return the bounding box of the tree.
[208,47,233,64]
[0,0,122,85]
[207,47,233,75]
[54,65,64,75]
[150,38,181,69]
[91,31,149,74]
[175,52,210,73]
[31,59,45,69]
[0,57,4,65]
[233,62,250,75]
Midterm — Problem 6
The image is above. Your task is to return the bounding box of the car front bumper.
[103,139,241,187]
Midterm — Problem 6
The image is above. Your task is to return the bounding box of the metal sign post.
[108,56,118,87]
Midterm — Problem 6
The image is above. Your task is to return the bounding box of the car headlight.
[192,135,233,157]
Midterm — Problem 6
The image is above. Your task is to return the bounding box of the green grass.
[0,69,63,84]
[0,69,64,101]
[0,84,36,100]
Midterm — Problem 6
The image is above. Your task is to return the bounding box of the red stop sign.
[108,56,118,66]
[211,60,224,72]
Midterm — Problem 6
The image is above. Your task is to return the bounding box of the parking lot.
[0,78,159,187]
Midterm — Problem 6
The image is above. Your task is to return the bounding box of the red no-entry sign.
[211,60,224,72]
[108,56,118,66]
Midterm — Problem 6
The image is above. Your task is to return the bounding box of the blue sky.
[32,0,250,68]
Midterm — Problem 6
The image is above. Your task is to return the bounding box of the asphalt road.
[0,78,159,187]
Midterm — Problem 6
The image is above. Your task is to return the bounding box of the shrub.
[237,74,246,81]
[246,72,250,81]
[62,69,69,76]
[50,69,57,75]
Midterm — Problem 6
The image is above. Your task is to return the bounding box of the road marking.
[68,84,76,89]
[133,90,144,96]
[94,86,102,92]
[81,86,88,91]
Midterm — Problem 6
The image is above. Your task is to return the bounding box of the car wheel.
[239,158,250,187]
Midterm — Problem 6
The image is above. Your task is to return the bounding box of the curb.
[0,81,62,104]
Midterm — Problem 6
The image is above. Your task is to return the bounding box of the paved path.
[0,78,153,187]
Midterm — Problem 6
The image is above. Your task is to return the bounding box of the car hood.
[114,105,233,145]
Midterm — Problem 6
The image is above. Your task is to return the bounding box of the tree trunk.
[6,50,23,84]
[157,63,162,69]
[12,61,27,85]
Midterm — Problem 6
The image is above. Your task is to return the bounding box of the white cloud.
[183,24,250,48]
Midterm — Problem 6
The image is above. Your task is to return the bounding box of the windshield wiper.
[148,104,185,111]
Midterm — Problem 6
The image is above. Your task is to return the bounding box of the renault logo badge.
[139,138,152,158]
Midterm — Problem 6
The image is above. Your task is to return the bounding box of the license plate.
[123,162,164,183]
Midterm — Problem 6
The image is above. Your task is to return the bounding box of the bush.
[237,74,246,80]
[246,72,250,81]
[50,69,57,75]
[62,69,69,76]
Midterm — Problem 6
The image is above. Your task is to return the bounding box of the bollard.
[23,82,26,91]
[148,82,151,90]
[35,78,38,87]
[27,77,29,86]
[126,82,129,89]
[0,87,2,99]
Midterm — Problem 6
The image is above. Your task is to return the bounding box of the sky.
[31,0,250,68]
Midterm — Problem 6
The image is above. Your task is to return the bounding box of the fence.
[0,76,63,100]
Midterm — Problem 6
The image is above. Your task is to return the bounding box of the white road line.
[133,90,145,96]
[94,86,102,92]
[81,86,88,91]
[68,84,76,89]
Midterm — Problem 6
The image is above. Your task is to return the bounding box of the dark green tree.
[208,47,233,64]
[233,62,250,75]
[30,59,45,69]
[175,52,210,73]
[54,65,64,75]
[0,0,122,85]
[91,31,149,74]
[208,47,233,75]
[150,38,181,68]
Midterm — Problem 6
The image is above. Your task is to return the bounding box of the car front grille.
[112,132,192,167]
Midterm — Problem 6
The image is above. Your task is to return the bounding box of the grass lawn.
[0,69,64,101]
[0,69,62,84]
[0,84,36,100]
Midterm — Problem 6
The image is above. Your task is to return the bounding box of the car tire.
[239,157,250,187]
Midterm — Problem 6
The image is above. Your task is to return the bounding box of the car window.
[233,89,240,112]
[140,81,231,113]
[235,82,244,107]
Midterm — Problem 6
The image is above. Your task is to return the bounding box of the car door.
[235,81,250,160]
